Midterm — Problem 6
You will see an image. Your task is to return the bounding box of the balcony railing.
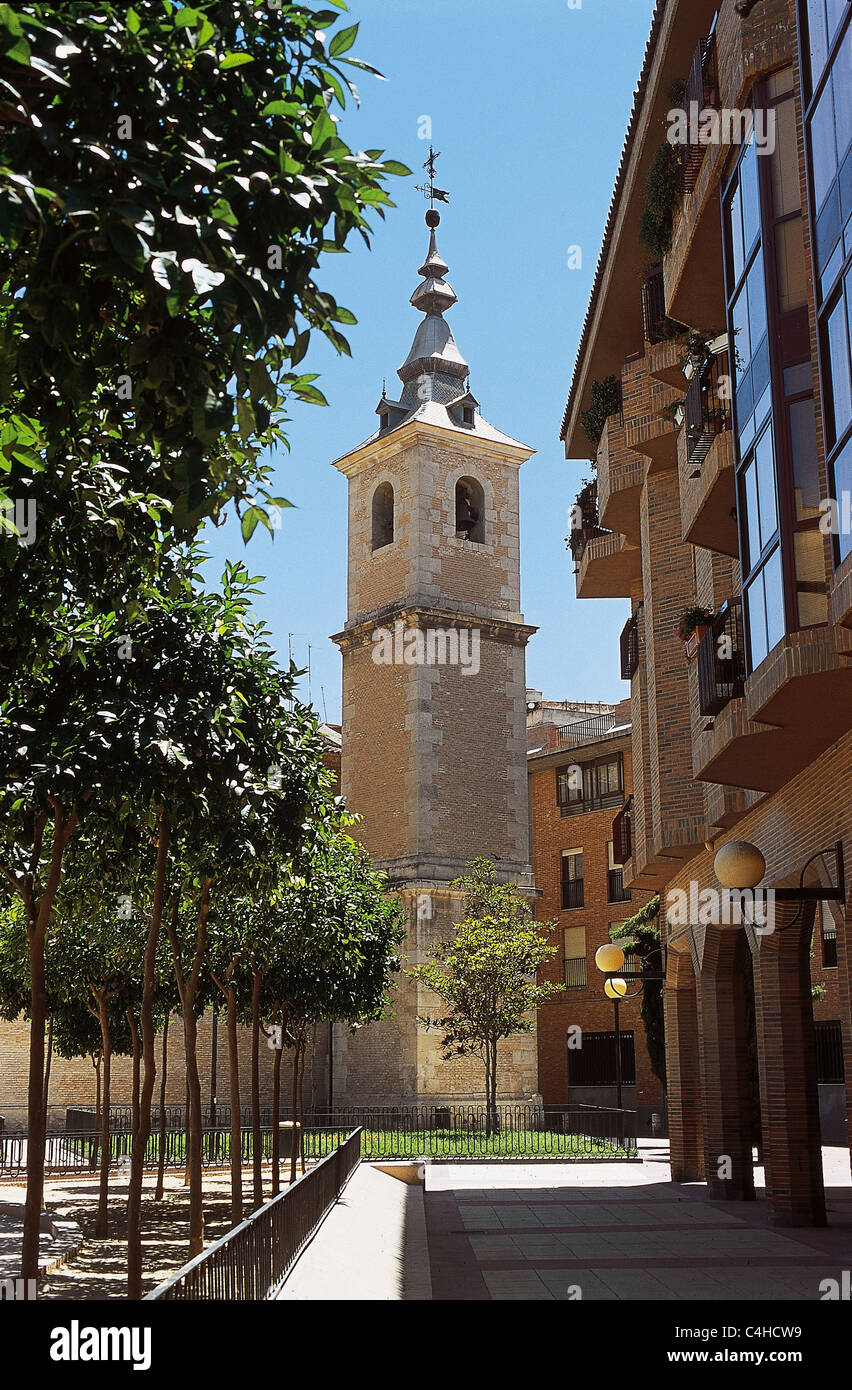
[641,265,684,344]
[612,796,633,865]
[685,350,731,470]
[564,957,588,989]
[697,599,746,717]
[619,611,640,682]
[557,712,618,746]
[607,868,632,903]
[568,479,610,562]
[676,34,719,196]
[561,878,584,910]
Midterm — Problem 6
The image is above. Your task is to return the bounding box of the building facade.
[329,207,540,1107]
[562,0,851,1224]
[528,703,667,1133]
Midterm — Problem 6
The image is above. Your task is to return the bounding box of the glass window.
[835,26,852,165]
[764,547,786,651]
[794,529,829,624]
[789,398,822,519]
[729,182,745,285]
[826,290,852,444]
[755,425,779,549]
[741,138,761,255]
[775,217,808,311]
[812,80,837,211]
[564,925,585,959]
[770,99,800,216]
[832,433,852,562]
[807,0,829,86]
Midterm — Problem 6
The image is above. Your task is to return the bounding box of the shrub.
[639,141,681,260]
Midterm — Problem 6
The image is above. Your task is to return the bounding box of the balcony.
[557,713,618,746]
[697,599,746,717]
[561,878,584,911]
[597,412,645,545]
[678,418,737,557]
[568,479,606,563]
[684,349,731,471]
[829,551,852,631]
[575,529,641,600]
[564,957,588,990]
[607,867,632,904]
[694,624,852,792]
[641,264,685,345]
[612,796,633,866]
[675,35,719,197]
[619,612,640,681]
[623,370,682,473]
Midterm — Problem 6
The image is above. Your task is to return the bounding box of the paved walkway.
[425,1143,852,1300]
[277,1164,432,1300]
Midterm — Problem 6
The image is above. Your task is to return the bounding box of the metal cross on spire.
[414,145,449,207]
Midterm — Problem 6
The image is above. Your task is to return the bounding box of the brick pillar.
[665,949,704,1181]
[753,901,826,1227]
[696,926,755,1200]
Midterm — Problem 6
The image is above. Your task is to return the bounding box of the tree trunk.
[22,806,75,1280]
[90,1052,102,1171]
[42,1014,54,1135]
[155,1015,169,1201]
[95,994,112,1238]
[297,1040,306,1175]
[126,1003,141,1138]
[166,877,211,1259]
[126,807,169,1300]
[250,970,263,1208]
[289,1038,300,1185]
[271,1011,283,1198]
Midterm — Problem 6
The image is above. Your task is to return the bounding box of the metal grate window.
[568,1030,636,1086]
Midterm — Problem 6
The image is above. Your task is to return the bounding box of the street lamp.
[713,838,845,931]
[594,941,667,1116]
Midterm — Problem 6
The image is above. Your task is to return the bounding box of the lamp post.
[594,941,667,1133]
[712,838,845,929]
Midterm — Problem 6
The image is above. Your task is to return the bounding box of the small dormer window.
[380,412,390,433]
[463,406,475,426]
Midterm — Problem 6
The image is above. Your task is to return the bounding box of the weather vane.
[415,145,449,209]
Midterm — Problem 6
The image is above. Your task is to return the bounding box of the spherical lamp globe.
[595,943,625,974]
[604,978,628,1000]
[714,840,766,890]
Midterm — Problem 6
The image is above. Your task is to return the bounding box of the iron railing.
[619,611,640,681]
[300,1106,636,1158]
[612,796,633,865]
[685,349,731,469]
[697,598,746,717]
[641,265,684,344]
[145,1128,362,1301]
[568,479,609,562]
[561,877,585,910]
[0,1124,285,1179]
[568,1031,637,1088]
[815,1022,844,1084]
[608,867,632,903]
[564,957,588,989]
[557,712,618,745]
[676,34,719,195]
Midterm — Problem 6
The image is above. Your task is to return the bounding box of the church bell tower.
[330,165,538,1106]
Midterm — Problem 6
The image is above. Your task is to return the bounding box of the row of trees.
[0,0,409,1296]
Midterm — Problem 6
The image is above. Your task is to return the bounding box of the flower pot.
[683,623,710,664]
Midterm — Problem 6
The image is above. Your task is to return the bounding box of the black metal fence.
[612,795,633,866]
[145,1128,362,1301]
[0,1124,284,1179]
[300,1105,637,1159]
[685,350,731,469]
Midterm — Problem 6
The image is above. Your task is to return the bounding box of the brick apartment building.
[562,0,851,1223]
[527,698,667,1132]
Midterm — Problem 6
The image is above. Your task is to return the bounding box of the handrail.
[144,1127,362,1301]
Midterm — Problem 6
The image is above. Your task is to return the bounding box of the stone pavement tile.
[481,1269,555,1301]
[509,1234,571,1259]
[491,1204,543,1229]
[458,1206,497,1228]
[596,1268,685,1300]
[535,1268,620,1300]
[555,1232,622,1257]
[467,1234,520,1259]
[528,1204,579,1226]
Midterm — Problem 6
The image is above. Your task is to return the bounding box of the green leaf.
[240,505,265,542]
[379,160,412,177]
[328,23,358,57]
[220,52,254,69]
[126,7,141,33]
[108,223,146,271]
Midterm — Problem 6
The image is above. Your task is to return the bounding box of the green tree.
[609,895,666,1088]
[409,859,560,1136]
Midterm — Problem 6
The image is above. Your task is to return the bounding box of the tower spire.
[397,155,468,408]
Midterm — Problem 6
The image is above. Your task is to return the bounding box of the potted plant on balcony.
[680,329,712,380]
[659,397,685,429]
[676,604,714,663]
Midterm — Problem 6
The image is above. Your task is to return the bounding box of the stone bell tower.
[330,181,538,1107]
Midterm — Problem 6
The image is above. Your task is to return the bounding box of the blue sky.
[201,0,657,722]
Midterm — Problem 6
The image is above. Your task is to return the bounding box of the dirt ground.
[5,1164,299,1300]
